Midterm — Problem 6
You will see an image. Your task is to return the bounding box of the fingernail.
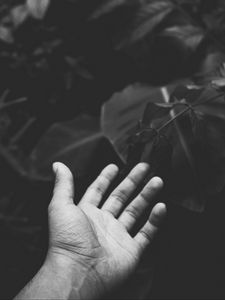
[138,162,150,170]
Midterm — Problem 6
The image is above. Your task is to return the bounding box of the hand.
[47,162,166,299]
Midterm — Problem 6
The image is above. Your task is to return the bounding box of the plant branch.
[0,97,27,111]
[158,105,191,132]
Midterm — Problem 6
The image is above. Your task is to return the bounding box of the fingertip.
[106,164,119,173]
[136,162,150,172]
[149,202,167,227]
[154,202,167,214]
[52,162,74,188]
[52,162,74,204]
[149,177,164,190]
[52,162,72,176]
[101,164,119,179]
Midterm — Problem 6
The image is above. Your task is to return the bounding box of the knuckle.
[127,175,139,187]
[140,230,153,243]
[98,174,110,186]
[139,191,149,203]
[88,184,104,196]
[111,190,127,204]
[125,207,139,220]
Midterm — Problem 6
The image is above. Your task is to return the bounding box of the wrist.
[15,251,80,300]
[47,247,105,300]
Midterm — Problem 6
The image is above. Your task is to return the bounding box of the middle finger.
[102,163,150,217]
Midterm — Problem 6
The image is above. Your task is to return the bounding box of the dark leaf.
[194,52,225,85]
[26,0,50,19]
[11,5,29,28]
[101,83,176,161]
[196,100,225,121]
[169,109,205,211]
[0,26,13,43]
[162,25,204,51]
[127,128,158,168]
[143,102,172,127]
[106,81,225,212]
[141,132,173,180]
[90,0,129,19]
[170,84,204,104]
[142,102,173,133]
[30,115,103,180]
[212,78,225,88]
[118,0,174,48]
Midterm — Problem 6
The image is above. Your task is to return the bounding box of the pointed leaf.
[117,0,174,48]
[0,26,13,43]
[11,5,29,27]
[27,0,50,19]
[162,25,204,51]
[90,0,128,19]
[212,78,225,88]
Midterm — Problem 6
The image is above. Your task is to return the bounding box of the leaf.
[143,102,172,126]
[196,100,225,121]
[90,0,128,19]
[194,52,225,85]
[106,81,225,212]
[212,78,225,88]
[11,5,29,28]
[192,85,225,120]
[170,84,204,104]
[26,0,50,19]
[127,128,158,168]
[169,109,205,211]
[140,95,206,212]
[166,85,225,211]
[30,115,103,180]
[0,26,13,43]
[162,85,225,211]
[127,127,173,182]
[101,83,176,162]
[162,25,204,51]
[117,0,175,48]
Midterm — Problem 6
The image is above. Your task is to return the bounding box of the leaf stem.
[158,105,191,132]
[0,97,28,111]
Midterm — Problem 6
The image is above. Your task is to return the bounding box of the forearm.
[14,252,104,300]
[14,255,76,300]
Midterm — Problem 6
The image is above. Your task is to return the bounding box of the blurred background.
[0,0,225,298]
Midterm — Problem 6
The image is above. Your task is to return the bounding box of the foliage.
[0,0,225,298]
[104,83,225,212]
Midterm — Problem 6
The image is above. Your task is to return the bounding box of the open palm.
[48,162,166,298]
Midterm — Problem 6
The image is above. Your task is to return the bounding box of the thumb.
[52,162,74,206]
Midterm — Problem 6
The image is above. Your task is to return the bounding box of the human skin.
[15,162,167,300]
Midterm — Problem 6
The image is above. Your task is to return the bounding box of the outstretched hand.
[48,162,166,299]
